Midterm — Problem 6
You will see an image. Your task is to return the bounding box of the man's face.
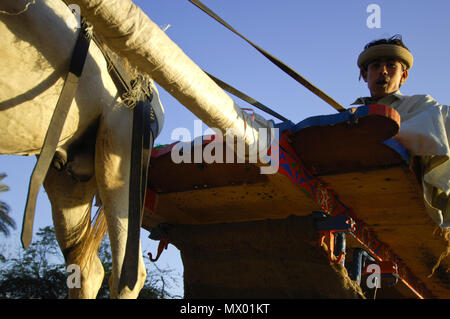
[361,58,409,98]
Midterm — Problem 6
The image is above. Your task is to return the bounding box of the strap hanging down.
[21,21,92,249]
[119,96,154,292]
[188,0,346,113]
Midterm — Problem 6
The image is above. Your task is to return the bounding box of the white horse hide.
[0,0,151,298]
[0,1,110,155]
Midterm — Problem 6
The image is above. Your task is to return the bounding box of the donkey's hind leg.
[94,106,147,299]
[44,166,106,299]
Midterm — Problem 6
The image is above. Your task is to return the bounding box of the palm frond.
[0,173,9,193]
[0,173,16,236]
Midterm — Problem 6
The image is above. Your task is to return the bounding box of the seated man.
[352,35,450,228]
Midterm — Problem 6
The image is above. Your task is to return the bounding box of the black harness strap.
[21,21,92,249]
[204,71,289,122]
[92,33,131,106]
[119,95,154,292]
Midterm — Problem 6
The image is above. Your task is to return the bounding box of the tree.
[0,226,67,298]
[0,226,180,299]
[0,173,16,264]
[0,173,15,237]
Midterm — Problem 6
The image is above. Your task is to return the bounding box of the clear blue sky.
[1,0,449,298]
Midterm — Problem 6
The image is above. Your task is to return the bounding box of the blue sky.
[1,0,450,298]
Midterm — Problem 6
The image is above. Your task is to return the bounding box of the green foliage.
[0,226,179,299]
[0,227,66,299]
[0,173,16,237]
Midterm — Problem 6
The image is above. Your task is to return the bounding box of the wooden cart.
[143,104,449,299]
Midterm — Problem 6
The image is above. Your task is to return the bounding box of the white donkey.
[0,0,164,298]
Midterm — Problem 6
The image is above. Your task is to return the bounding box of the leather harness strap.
[204,71,290,122]
[119,95,155,292]
[21,20,92,249]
